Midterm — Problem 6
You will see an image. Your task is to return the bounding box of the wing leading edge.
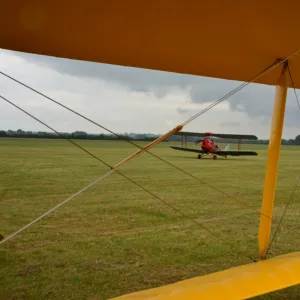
[110,251,300,300]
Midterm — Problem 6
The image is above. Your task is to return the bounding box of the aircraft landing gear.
[198,154,202,159]
[213,155,217,159]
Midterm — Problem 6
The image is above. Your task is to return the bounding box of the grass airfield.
[1,138,300,299]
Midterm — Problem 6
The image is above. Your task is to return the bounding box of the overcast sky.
[1,49,300,139]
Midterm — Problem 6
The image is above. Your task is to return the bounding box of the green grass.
[1,138,300,299]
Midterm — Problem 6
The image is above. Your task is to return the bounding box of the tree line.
[1,129,300,145]
[0,129,158,141]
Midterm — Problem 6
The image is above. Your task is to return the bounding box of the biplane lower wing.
[169,146,208,154]
[214,150,258,156]
[169,146,258,156]
[110,251,300,299]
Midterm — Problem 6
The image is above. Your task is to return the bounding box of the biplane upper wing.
[209,133,258,140]
[173,131,258,140]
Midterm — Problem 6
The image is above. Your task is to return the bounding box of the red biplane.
[170,131,258,159]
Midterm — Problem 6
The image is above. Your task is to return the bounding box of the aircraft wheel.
[213,155,217,160]
[198,154,202,159]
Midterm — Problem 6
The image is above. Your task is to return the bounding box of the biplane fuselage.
[199,137,224,159]
[201,137,221,152]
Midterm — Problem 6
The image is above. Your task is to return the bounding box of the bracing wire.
[266,177,300,257]
[3,51,300,136]
[182,63,277,126]
[1,54,298,221]
[0,169,116,245]
[0,70,262,214]
[0,94,276,236]
[0,96,112,169]
[1,49,300,260]
[0,98,260,229]
[0,94,257,262]
[287,64,300,111]
[182,49,300,126]
[0,96,269,228]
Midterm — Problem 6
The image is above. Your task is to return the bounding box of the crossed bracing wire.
[0,49,300,262]
[0,93,260,261]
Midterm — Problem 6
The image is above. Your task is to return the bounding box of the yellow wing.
[1,0,300,87]
[110,252,300,299]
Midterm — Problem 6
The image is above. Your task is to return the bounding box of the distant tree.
[72,131,88,139]
[3,128,299,146]
[16,129,24,136]
[294,135,300,145]
[0,130,7,137]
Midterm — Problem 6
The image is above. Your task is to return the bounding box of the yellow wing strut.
[258,63,289,259]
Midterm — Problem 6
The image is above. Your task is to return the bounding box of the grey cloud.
[189,80,300,128]
[4,50,300,128]
[176,107,189,114]
[9,50,196,98]
[188,79,239,104]
[227,87,300,128]
[219,121,240,127]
